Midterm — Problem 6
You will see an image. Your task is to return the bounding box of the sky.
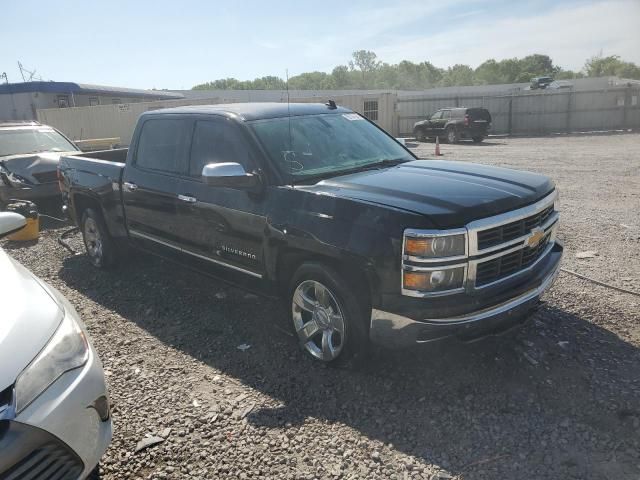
[1,0,639,90]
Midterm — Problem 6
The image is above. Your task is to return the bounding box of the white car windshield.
[0,128,76,157]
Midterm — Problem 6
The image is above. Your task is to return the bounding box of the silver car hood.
[0,248,63,391]
[0,151,78,184]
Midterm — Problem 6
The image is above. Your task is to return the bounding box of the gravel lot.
[3,133,640,480]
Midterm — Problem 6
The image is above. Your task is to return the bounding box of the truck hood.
[0,248,63,391]
[0,151,78,184]
[303,160,554,228]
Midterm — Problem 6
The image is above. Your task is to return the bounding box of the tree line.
[192,51,640,91]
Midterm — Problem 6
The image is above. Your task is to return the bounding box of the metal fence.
[397,86,640,136]
[38,86,640,142]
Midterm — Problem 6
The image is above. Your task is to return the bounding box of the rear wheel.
[289,263,368,366]
[472,136,484,143]
[446,126,459,144]
[81,208,116,268]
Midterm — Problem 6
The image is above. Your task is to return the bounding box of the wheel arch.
[275,247,376,314]
[72,193,103,225]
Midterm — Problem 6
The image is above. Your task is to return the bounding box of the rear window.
[135,118,189,173]
[466,108,492,122]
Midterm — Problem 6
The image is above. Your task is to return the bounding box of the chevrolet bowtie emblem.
[525,227,545,248]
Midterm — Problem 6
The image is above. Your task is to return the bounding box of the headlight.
[403,266,466,294]
[14,310,89,413]
[404,230,467,259]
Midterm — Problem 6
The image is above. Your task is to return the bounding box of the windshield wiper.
[293,158,411,184]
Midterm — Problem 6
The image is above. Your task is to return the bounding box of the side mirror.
[202,162,259,190]
[0,212,27,239]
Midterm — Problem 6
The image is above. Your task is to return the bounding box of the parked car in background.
[0,212,112,479]
[59,103,562,366]
[0,122,80,207]
[413,107,492,144]
[530,76,554,90]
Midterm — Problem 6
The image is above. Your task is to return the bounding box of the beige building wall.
[37,93,399,146]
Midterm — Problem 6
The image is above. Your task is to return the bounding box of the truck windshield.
[0,128,77,157]
[250,113,413,182]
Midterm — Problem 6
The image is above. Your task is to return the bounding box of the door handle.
[124,182,138,191]
[178,194,197,203]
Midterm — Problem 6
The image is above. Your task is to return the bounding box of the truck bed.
[58,148,128,237]
[74,148,128,163]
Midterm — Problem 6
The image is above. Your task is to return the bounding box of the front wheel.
[81,208,116,268]
[289,263,368,366]
[414,129,426,142]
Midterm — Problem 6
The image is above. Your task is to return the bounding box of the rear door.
[122,116,190,256]
[438,109,452,136]
[174,116,267,286]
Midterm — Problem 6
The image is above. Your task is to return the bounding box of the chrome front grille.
[475,232,552,287]
[468,191,559,289]
[477,205,554,250]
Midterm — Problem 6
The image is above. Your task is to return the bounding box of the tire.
[414,128,426,142]
[472,136,484,143]
[446,126,459,144]
[289,262,368,367]
[81,208,116,268]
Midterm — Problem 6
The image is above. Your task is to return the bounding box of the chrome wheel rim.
[448,129,456,143]
[292,280,346,362]
[83,217,103,262]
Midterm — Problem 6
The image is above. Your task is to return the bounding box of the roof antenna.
[286,69,294,187]
[326,99,337,109]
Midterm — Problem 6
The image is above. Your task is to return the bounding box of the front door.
[426,110,443,137]
[174,116,267,288]
[122,116,190,257]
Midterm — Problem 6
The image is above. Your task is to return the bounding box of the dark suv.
[413,107,492,144]
[530,76,553,90]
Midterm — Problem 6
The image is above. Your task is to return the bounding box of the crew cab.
[413,107,492,144]
[59,103,562,365]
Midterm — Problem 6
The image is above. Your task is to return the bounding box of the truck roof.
[141,102,352,121]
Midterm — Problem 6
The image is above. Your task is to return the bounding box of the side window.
[189,119,252,177]
[136,119,189,174]
[442,110,451,119]
[431,111,442,120]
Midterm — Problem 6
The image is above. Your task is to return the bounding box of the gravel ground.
[3,133,640,480]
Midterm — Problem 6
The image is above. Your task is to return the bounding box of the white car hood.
[0,248,63,391]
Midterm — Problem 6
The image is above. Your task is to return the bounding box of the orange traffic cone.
[435,136,442,156]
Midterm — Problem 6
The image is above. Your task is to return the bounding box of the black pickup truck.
[59,103,562,365]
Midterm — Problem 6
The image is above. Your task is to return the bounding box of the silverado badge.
[525,227,545,249]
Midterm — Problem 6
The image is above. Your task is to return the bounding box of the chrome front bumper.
[370,257,561,348]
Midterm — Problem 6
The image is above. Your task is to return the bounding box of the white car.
[0,212,112,479]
